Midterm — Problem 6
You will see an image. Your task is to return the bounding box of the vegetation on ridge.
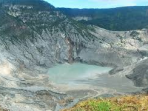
[58,7,148,31]
[62,94,148,111]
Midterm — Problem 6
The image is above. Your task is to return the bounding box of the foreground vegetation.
[62,94,148,111]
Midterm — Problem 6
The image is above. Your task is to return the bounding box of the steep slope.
[58,6,148,31]
[0,0,148,110]
[0,1,148,71]
[0,0,127,71]
[0,0,148,85]
[126,58,148,87]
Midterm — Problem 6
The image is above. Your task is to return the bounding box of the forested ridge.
[58,6,148,31]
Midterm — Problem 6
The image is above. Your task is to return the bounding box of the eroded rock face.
[0,0,148,71]
[0,61,73,111]
[0,0,148,110]
[126,59,148,87]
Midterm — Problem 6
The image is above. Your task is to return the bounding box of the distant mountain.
[0,0,54,8]
[0,0,148,110]
[58,6,148,31]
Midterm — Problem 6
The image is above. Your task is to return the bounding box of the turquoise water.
[48,63,143,93]
[48,63,112,84]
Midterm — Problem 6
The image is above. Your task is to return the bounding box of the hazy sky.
[45,0,148,8]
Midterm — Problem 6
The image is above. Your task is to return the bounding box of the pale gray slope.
[0,0,148,110]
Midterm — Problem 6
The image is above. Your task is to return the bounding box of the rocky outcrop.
[0,0,148,110]
[0,0,148,72]
[126,59,148,87]
[1,1,148,71]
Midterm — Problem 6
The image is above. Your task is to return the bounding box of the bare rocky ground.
[0,62,69,111]
[0,0,148,111]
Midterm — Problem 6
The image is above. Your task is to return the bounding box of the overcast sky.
[45,0,148,8]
